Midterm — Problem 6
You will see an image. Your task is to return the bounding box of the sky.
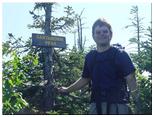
[2,2,152,53]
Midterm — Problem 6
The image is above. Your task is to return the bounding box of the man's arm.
[58,77,91,93]
[125,72,139,99]
[125,72,137,92]
[125,72,141,114]
[125,72,140,101]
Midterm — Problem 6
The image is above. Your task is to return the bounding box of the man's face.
[93,25,112,46]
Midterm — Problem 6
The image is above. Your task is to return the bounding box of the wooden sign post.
[32,4,66,112]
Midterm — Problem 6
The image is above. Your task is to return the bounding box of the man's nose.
[100,31,106,35]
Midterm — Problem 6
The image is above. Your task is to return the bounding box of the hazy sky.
[2,2,151,52]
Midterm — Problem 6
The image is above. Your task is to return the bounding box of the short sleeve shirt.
[82,47,135,89]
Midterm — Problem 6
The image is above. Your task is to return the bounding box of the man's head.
[92,18,113,46]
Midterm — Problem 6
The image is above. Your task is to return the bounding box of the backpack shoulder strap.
[111,45,125,64]
[88,50,97,73]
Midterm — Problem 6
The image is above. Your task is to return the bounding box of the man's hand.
[131,90,141,114]
[57,78,90,94]
[57,87,69,94]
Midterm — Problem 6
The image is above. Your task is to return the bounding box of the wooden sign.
[32,33,66,48]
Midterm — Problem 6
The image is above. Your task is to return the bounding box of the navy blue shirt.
[82,47,135,103]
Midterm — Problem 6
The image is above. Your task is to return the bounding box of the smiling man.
[58,18,138,115]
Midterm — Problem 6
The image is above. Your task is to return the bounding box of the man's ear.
[108,35,112,41]
[92,34,95,39]
[110,32,113,39]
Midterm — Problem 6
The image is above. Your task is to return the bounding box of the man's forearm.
[125,72,137,92]
[67,78,90,93]
[125,72,139,100]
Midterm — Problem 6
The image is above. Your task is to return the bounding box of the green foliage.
[130,27,152,73]
[135,70,152,114]
[2,41,10,56]
[139,79,152,114]
[3,52,28,114]
[2,37,90,114]
[140,26,152,73]
[2,36,43,114]
[126,5,152,114]
[54,48,84,86]
[53,48,90,114]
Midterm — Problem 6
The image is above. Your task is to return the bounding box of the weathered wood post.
[42,3,54,112]
[32,3,66,112]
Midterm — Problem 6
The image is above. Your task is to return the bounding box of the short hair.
[92,18,113,38]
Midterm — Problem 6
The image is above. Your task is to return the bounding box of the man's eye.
[96,31,101,34]
[96,30,109,35]
[103,30,108,33]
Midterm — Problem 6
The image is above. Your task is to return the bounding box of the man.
[58,18,139,114]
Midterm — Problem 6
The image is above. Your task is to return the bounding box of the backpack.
[88,44,129,114]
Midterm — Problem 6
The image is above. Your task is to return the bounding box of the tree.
[125,5,144,72]
[29,3,77,112]
[52,48,89,114]
[2,2,77,114]
[125,5,145,55]
[140,25,152,73]
[76,9,86,52]
[28,3,76,34]
[125,5,152,73]
[126,5,152,114]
